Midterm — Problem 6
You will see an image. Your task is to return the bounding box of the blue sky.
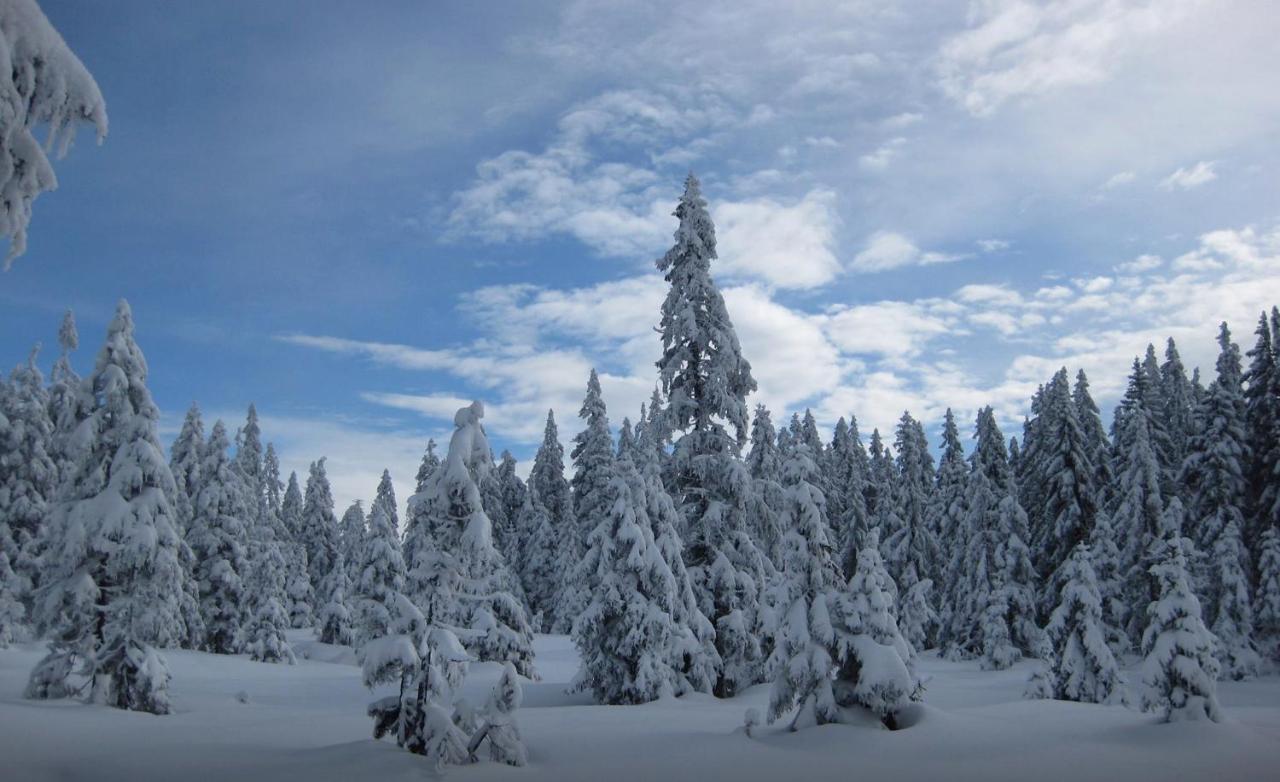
[3,0,1279,510]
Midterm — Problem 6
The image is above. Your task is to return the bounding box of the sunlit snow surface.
[2,632,1278,781]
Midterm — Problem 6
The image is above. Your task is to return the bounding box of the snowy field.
[2,632,1278,782]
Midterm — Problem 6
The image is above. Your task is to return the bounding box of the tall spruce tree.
[373,468,400,538]
[522,410,575,631]
[885,412,939,648]
[280,471,314,628]
[745,404,785,561]
[0,345,56,593]
[46,309,81,483]
[25,301,185,714]
[933,408,969,651]
[1244,311,1280,541]
[188,420,250,654]
[655,174,769,697]
[1036,544,1127,704]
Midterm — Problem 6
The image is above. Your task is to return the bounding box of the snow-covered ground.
[2,632,1278,781]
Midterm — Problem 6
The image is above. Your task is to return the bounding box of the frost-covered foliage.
[242,537,295,664]
[490,451,526,572]
[0,0,108,266]
[373,468,399,538]
[168,403,204,532]
[1243,310,1280,538]
[187,420,249,654]
[280,470,314,628]
[0,548,25,646]
[1140,535,1222,723]
[414,438,440,494]
[945,408,1041,668]
[572,452,681,705]
[559,370,615,632]
[0,344,56,593]
[745,404,785,560]
[1037,544,1127,704]
[933,408,968,652]
[470,662,526,766]
[1255,524,1280,661]
[301,458,340,598]
[404,401,535,677]
[829,415,871,572]
[339,500,366,584]
[353,501,406,650]
[655,174,770,697]
[885,412,939,648]
[46,308,81,480]
[363,593,471,773]
[1208,521,1260,680]
[519,410,574,631]
[767,440,844,728]
[833,531,921,728]
[24,301,182,714]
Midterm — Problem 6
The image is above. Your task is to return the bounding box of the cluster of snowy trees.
[4,177,1280,749]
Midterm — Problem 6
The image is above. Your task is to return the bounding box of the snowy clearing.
[2,631,1278,782]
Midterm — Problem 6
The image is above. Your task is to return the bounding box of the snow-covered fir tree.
[373,468,400,538]
[490,451,526,572]
[932,408,969,652]
[884,412,939,649]
[339,500,367,584]
[470,662,527,766]
[766,438,845,728]
[280,470,314,628]
[187,420,249,654]
[1208,520,1260,679]
[24,301,184,714]
[1255,524,1280,661]
[1161,339,1196,472]
[46,309,82,481]
[301,458,341,598]
[415,439,441,493]
[1140,534,1222,722]
[1243,310,1280,541]
[655,174,770,697]
[0,0,108,266]
[168,402,204,532]
[945,408,1040,668]
[316,550,355,646]
[830,530,922,729]
[571,452,681,704]
[516,411,574,630]
[1073,369,1115,507]
[1035,544,1127,704]
[241,529,295,664]
[0,548,25,647]
[353,500,407,650]
[745,404,785,561]
[0,344,56,594]
[404,401,535,677]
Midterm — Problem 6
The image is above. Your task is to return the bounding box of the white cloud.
[977,238,1011,252]
[1116,254,1163,273]
[1159,160,1217,190]
[1101,170,1136,189]
[851,231,966,273]
[714,189,842,289]
[937,0,1202,115]
[858,137,907,171]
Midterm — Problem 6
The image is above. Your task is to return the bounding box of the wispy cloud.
[1159,160,1217,190]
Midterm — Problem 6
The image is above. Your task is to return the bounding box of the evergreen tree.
[339,500,367,584]
[242,530,295,664]
[655,174,768,697]
[1073,370,1114,507]
[1161,339,1196,472]
[472,663,527,766]
[354,501,407,650]
[301,458,341,597]
[0,345,56,593]
[405,402,535,677]
[512,485,558,630]
[1254,524,1280,661]
[932,408,969,651]
[492,451,526,570]
[570,369,614,548]
[1140,535,1222,722]
[25,301,184,714]
[1244,311,1280,541]
[571,453,680,704]
[188,421,249,654]
[280,471,314,628]
[1037,544,1127,704]
[745,404,785,561]
[0,549,25,647]
[1208,520,1260,679]
[317,550,355,646]
[520,411,574,631]
[46,309,82,483]
[168,403,204,532]
[415,439,441,494]
[767,439,844,728]
[373,468,400,538]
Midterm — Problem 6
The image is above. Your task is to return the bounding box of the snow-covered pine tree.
[280,470,314,628]
[492,451,526,571]
[830,529,922,729]
[655,174,770,697]
[517,410,574,631]
[932,408,968,651]
[1256,524,1280,661]
[301,458,341,597]
[1140,534,1222,722]
[1244,312,1280,543]
[1038,543,1126,704]
[1073,369,1115,507]
[0,549,24,647]
[836,415,873,576]
[415,439,441,493]
[1087,509,1128,656]
[0,345,56,594]
[1208,520,1260,679]
[945,408,1040,667]
[469,662,527,766]
[1033,369,1101,614]
[767,438,844,728]
[354,500,407,650]
[241,529,295,664]
[46,309,82,481]
[1110,362,1168,643]
[405,402,535,677]
[188,420,249,654]
[168,403,204,532]
[745,404,785,561]
[571,451,680,704]
[885,412,939,649]
[1161,339,1196,473]
[0,0,108,266]
[373,468,400,538]
[25,301,184,714]
[339,500,367,584]
[317,550,355,646]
